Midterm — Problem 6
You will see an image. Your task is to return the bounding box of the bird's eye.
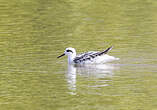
[66,50,73,53]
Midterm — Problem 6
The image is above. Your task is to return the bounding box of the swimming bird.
[57,46,119,64]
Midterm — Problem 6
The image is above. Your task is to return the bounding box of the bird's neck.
[68,53,76,64]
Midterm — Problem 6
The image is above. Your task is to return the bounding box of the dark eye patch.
[66,50,73,53]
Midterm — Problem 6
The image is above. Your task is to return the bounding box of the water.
[0,0,157,110]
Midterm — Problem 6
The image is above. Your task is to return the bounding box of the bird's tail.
[98,46,113,56]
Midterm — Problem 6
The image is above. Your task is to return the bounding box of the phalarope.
[57,46,119,64]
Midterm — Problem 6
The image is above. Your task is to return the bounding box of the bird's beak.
[57,53,65,58]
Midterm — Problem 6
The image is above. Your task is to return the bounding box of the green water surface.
[0,0,157,110]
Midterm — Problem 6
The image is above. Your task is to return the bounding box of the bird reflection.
[66,64,77,95]
[66,64,118,95]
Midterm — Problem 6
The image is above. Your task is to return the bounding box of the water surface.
[0,0,157,110]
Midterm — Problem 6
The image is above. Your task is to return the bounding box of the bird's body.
[57,47,119,65]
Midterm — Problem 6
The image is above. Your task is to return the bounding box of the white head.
[57,47,76,64]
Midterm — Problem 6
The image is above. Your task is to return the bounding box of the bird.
[57,46,119,65]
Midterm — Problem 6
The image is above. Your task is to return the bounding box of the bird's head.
[57,47,76,58]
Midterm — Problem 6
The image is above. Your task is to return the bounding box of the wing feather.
[73,46,112,63]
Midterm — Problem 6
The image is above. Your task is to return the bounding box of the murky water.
[0,0,157,110]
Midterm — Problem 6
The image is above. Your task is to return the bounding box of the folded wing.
[73,46,112,64]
